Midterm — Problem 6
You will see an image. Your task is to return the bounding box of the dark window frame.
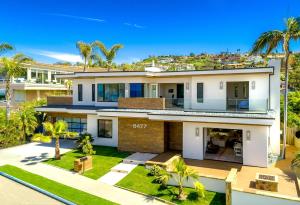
[97,119,113,138]
[197,83,204,103]
[92,84,95,101]
[97,83,125,102]
[78,84,83,101]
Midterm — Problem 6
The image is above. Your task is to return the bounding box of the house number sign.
[132,124,147,129]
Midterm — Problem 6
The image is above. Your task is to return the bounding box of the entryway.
[164,122,183,151]
[203,128,243,163]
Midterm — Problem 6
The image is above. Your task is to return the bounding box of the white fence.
[232,190,300,205]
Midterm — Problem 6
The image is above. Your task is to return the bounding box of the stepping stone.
[110,163,137,173]
[122,152,158,165]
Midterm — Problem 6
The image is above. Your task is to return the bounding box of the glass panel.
[98,119,112,138]
[97,84,104,102]
[197,83,203,103]
[130,83,144,97]
[119,84,125,98]
[92,84,95,101]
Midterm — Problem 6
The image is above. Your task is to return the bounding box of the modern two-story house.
[36,59,281,168]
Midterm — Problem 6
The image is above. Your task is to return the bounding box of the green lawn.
[117,165,225,205]
[45,145,131,179]
[0,165,117,205]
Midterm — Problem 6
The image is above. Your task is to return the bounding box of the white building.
[37,59,281,168]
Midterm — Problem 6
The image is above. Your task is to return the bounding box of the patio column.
[225,168,237,205]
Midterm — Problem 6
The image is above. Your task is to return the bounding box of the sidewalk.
[11,162,165,205]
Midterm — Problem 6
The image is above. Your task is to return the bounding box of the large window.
[56,117,87,134]
[98,119,112,138]
[130,83,144,97]
[97,84,125,102]
[78,84,83,101]
[197,83,204,103]
[92,84,95,101]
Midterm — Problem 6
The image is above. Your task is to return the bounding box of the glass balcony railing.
[120,97,269,112]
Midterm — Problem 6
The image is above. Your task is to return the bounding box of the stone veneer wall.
[47,96,73,105]
[118,97,165,110]
[118,117,165,153]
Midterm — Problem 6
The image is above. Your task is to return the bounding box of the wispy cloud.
[124,22,145,29]
[35,50,83,63]
[44,13,105,23]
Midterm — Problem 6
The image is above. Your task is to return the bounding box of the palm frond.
[0,43,13,54]
[32,133,52,143]
[250,30,283,55]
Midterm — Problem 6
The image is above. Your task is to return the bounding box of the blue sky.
[1,0,300,64]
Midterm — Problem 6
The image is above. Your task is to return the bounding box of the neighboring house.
[36,59,281,168]
[0,63,87,105]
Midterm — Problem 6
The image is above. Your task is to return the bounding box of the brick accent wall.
[118,118,165,153]
[47,96,73,105]
[118,98,165,110]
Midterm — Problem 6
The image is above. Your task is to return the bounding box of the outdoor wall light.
[251,81,255,90]
[195,127,200,137]
[220,81,223,90]
[246,130,251,141]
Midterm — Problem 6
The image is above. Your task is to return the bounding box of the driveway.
[0,139,76,166]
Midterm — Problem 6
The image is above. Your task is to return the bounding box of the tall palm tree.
[93,41,124,71]
[0,43,13,54]
[32,120,77,160]
[0,53,32,120]
[76,41,93,72]
[250,17,300,159]
[18,103,38,141]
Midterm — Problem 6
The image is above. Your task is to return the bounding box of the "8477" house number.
[132,124,147,129]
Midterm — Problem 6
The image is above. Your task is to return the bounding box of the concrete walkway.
[98,153,157,185]
[0,142,165,205]
[13,162,165,205]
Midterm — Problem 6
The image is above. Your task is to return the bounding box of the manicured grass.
[45,146,131,179]
[0,165,117,205]
[117,165,225,205]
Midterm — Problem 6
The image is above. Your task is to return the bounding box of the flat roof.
[56,66,274,79]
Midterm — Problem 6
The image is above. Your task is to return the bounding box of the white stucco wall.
[232,190,300,205]
[73,79,95,106]
[190,73,270,111]
[183,122,269,167]
[87,114,118,147]
[168,174,225,193]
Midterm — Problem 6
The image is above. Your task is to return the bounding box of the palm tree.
[32,120,77,160]
[250,17,300,159]
[76,41,93,72]
[0,43,13,54]
[291,153,300,175]
[0,53,32,120]
[90,53,104,67]
[18,103,38,141]
[158,157,198,200]
[93,41,124,71]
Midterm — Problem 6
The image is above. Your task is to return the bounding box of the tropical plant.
[157,157,198,200]
[64,80,73,95]
[76,41,93,72]
[291,153,300,175]
[80,135,95,156]
[154,169,171,188]
[32,120,77,160]
[0,53,32,120]
[89,53,104,67]
[0,43,13,55]
[17,102,38,141]
[93,41,124,71]
[149,165,162,176]
[194,181,206,199]
[250,17,300,159]
[76,132,94,148]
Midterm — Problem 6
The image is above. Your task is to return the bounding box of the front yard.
[117,165,225,205]
[45,145,131,179]
[0,165,116,205]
